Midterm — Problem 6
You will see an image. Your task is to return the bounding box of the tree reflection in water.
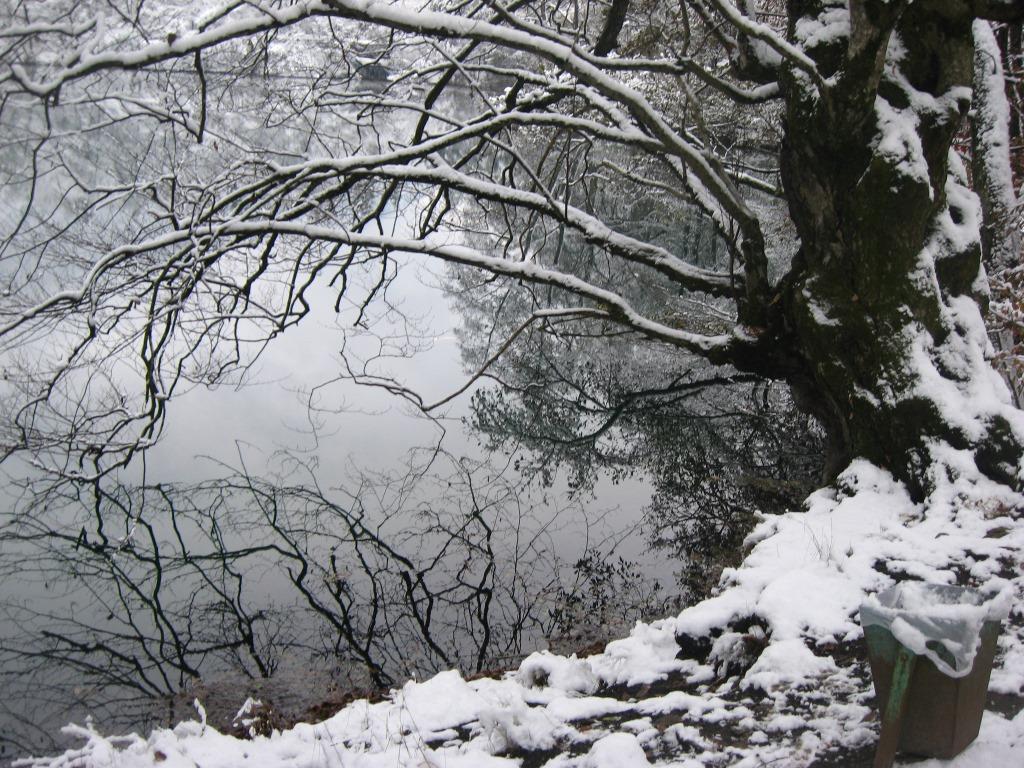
[0,447,668,753]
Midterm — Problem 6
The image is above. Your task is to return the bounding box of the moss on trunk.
[760,1,1024,497]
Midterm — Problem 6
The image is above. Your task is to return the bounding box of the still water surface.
[0,261,669,759]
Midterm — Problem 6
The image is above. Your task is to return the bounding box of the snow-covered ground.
[15,458,1024,767]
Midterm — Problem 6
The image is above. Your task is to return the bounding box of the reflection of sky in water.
[0,246,664,758]
[142,259,467,482]
[141,250,658,565]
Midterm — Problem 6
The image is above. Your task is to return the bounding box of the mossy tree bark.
[744,0,1024,497]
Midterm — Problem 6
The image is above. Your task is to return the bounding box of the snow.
[936,161,985,258]
[477,697,565,752]
[873,96,932,194]
[231,698,266,739]
[907,293,1022,446]
[580,733,650,767]
[743,640,838,691]
[393,670,482,734]
[19,455,1024,768]
[676,462,912,655]
[991,635,1024,695]
[972,20,1020,273]
[590,619,689,687]
[805,296,840,326]
[517,652,600,695]
[793,9,850,50]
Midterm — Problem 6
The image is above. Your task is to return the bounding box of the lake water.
[0,259,671,759]
[0,56,788,760]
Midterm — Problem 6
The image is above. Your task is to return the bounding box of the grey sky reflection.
[138,252,657,560]
[0,235,663,760]
[141,260,467,482]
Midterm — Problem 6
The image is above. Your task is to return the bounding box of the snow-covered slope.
[16,459,1024,767]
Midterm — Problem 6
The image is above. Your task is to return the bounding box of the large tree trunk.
[768,1,1024,498]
